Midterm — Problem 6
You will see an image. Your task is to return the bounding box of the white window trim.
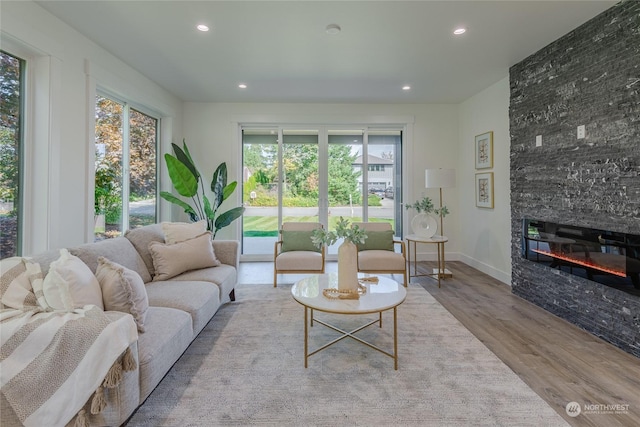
[1,34,62,255]
[85,59,167,241]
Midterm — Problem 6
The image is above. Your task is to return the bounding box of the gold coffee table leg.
[304,306,308,368]
[393,307,398,370]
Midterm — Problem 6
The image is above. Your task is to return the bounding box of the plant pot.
[337,240,359,291]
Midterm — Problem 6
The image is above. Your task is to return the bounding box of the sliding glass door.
[242,126,403,258]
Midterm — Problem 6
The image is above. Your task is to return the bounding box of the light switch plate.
[536,135,542,147]
[577,125,585,139]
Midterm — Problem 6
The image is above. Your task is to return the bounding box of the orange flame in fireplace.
[531,249,627,277]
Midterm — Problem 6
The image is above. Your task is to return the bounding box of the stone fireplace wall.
[509,0,640,357]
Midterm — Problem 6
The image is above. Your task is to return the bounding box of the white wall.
[181,102,460,257]
[458,77,511,284]
[1,1,183,254]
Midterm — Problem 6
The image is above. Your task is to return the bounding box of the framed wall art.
[475,172,494,208]
[475,131,493,169]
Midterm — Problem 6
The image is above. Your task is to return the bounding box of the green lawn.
[243,216,394,237]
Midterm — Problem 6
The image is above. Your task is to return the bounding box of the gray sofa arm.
[212,240,240,270]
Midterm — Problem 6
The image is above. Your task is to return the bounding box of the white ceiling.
[35,0,617,104]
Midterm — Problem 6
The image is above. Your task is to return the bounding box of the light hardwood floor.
[241,261,640,427]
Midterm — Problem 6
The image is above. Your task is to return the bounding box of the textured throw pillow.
[357,230,395,252]
[43,249,104,311]
[0,257,39,309]
[280,230,320,252]
[162,220,207,245]
[96,257,149,332]
[149,232,220,281]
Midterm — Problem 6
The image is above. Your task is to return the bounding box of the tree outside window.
[0,50,23,259]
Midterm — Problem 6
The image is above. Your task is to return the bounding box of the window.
[0,50,24,259]
[94,94,158,240]
[242,126,403,259]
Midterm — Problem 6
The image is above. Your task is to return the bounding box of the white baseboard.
[458,253,511,285]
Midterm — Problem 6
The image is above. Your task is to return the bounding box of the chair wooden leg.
[274,270,277,287]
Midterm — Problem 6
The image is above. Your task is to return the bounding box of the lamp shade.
[425,168,456,189]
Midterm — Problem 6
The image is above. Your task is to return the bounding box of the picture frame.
[475,131,493,169]
[475,172,494,208]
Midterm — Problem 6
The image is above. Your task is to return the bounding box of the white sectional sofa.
[0,223,239,427]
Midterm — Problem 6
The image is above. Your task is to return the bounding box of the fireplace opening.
[522,219,640,296]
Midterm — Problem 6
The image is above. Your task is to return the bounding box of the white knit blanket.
[0,257,138,427]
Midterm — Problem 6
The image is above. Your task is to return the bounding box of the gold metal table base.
[406,236,449,287]
[304,306,399,370]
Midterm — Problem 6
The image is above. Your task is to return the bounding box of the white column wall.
[458,77,512,284]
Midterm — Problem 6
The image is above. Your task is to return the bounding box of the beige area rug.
[126,284,568,426]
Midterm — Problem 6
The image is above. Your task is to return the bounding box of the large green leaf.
[222,181,237,201]
[211,162,227,211]
[214,206,245,231]
[171,142,200,181]
[204,195,214,220]
[165,154,198,197]
[160,191,196,217]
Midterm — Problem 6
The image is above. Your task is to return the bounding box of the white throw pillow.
[43,249,104,311]
[96,257,149,332]
[149,231,220,281]
[161,220,207,244]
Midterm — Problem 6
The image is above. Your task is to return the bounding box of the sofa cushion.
[43,249,104,311]
[96,257,149,332]
[145,280,221,335]
[125,224,165,278]
[136,306,193,401]
[70,237,152,284]
[149,232,220,281]
[170,265,237,304]
[161,220,207,244]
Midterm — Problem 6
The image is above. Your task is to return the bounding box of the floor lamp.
[425,168,456,277]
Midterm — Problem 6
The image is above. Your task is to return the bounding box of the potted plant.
[160,140,244,239]
[405,196,449,237]
[311,217,367,292]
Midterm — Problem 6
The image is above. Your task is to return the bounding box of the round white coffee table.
[291,273,406,370]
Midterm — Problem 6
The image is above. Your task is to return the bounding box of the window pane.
[129,108,157,229]
[282,129,319,222]
[0,51,23,259]
[328,130,363,255]
[242,128,278,255]
[94,95,123,240]
[368,130,402,237]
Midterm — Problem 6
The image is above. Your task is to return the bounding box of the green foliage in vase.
[405,196,449,217]
[160,140,245,239]
[311,216,367,248]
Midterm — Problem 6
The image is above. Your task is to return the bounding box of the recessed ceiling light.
[402,85,411,91]
[326,24,341,35]
[453,28,466,35]
[197,24,210,32]
[238,83,247,89]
